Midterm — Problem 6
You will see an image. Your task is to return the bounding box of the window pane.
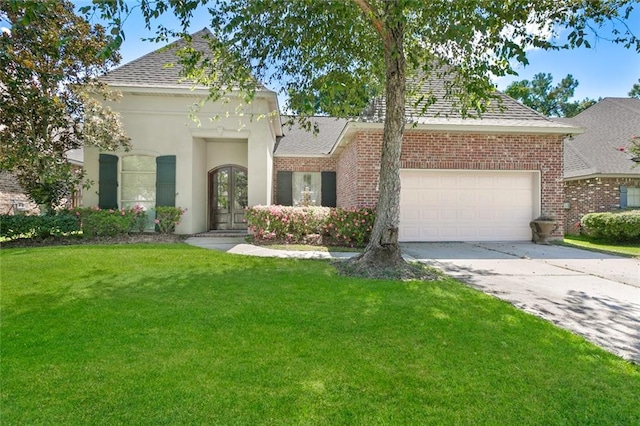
[292,172,321,206]
[121,173,156,201]
[215,169,229,209]
[628,187,640,207]
[234,169,248,209]
[122,155,155,172]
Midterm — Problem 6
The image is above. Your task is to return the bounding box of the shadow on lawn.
[434,262,640,364]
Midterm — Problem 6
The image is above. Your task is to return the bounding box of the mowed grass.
[563,235,640,257]
[1,244,639,425]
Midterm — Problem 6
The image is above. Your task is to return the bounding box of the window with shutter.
[156,156,176,207]
[620,185,628,208]
[277,171,293,206]
[321,171,337,207]
[98,154,118,209]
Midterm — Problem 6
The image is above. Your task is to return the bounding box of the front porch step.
[191,231,249,238]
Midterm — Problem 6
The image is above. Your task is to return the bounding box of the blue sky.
[47,2,640,101]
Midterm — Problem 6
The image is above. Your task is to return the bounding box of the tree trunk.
[353,8,406,267]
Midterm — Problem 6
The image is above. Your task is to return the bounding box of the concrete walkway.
[185,236,640,363]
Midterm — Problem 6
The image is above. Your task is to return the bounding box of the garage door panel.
[400,170,536,242]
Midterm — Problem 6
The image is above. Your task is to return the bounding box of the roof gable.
[563,97,640,178]
[101,28,214,88]
[275,117,349,156]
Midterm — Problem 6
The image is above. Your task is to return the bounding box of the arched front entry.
[208,165,248,230]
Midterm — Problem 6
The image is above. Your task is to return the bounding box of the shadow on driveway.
[400,241,640,363]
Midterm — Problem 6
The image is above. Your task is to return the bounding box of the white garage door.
[399,170,538,242]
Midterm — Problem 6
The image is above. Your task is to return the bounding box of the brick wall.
[564,177,640,234]
[273,129,566,238]
[336,138,359,208]
[336,129,565,237]
[272,157,336,204]
[0,171,40,215]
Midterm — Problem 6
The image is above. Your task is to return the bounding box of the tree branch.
[352,0,387,41]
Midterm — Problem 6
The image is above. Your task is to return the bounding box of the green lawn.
[563,235,640,257]
[2,244,639,424]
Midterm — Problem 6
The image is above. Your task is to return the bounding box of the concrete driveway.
[400,242,640,363]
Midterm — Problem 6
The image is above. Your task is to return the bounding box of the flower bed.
[246,205,375,248]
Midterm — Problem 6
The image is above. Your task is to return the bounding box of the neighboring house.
[562,98,640,234]
[0,148,83,215]
[0,171,39,215]
[85,29,581,241]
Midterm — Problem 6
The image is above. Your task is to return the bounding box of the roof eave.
[564,172,640,181]
[327,120,584,157]
[274,153,333,158]
[104,83,278,98]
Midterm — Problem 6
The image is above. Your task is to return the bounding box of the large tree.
[91,0,638,269]
[0,0,130,211]
[505,73,598,117]
[629,78,640,98]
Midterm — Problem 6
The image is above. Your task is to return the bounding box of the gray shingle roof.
[562,98,640,178]
[275,117,349,156]
[101,28,217,88]
[360,73,550,123]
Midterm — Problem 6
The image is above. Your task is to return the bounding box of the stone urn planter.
[530,216,558,245]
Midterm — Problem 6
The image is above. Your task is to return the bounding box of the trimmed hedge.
[246,205,375,247]
[0,214,79,240]
[580,210,640,242]
[74,207,146,238]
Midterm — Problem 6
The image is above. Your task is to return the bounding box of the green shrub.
[154,207,187,234]
[0,214,79,240]
[246,205,375,247]
[581,210,640,242]
[72,206,147,238]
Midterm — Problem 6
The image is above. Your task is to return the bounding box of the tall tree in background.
[505,73,598,117]
[91,0,638,269]
[629,79,640,98]
[0,0,130,211]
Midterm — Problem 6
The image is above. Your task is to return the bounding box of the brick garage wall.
[0,171,40,215]
[336,129,565,237]
[336,133,373,208]
[564,177,640,234]
[272,157,336,204]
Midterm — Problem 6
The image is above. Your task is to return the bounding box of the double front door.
[209,165,248,230]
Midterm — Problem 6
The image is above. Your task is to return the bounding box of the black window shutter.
[277,171,293,206]
[98,154,118,209]
[321,171,337,207]
[620,185,627,208]
[156,155,176,207]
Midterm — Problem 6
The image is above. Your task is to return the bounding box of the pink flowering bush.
[246,206,330,244]
[154,207,187,234]
[323,207,375,247]
[246,205,375,247]
[71,206,147,238]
